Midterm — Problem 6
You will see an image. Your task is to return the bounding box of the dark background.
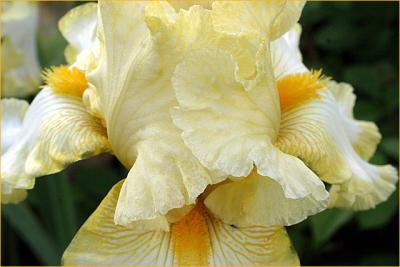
[1,2,399,266]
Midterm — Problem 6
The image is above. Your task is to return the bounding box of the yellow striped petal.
[205,171,327,227]
[211,0,305,40]
[63,180,299,266]
[1,87,109,193]
[276,87,398,209]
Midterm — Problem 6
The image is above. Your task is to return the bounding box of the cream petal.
[1,2,41,97]
[271,24,307,80]
[172,48,328,203]
[1,98,29,154]
[276,88,398,209]
[211,0,305,40]
[328,81,381,160]
[145,1,177,25]
[205,171,327,227]
[168,0,212,10]
[90,2,264,225]
[63,180,299,266]
[114,122,223,226]
[1,88,109,193]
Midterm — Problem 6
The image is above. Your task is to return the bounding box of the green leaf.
[359,253,399,266]
[380,137,399,159]
[309,208,354,245]
[357,188,398,230]
[26,172,78,253]
[44,172,78,251]
[2,203,59,265]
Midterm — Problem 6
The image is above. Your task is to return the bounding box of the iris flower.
[1,2,41,97]
[1,1,397,266]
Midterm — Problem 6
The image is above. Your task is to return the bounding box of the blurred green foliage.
[1,2,399,266]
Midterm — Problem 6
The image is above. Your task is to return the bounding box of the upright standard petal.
[271,24,307,80]
[1,88,109,193]
[63,180,299,266]
[171,48,328,224]
[58,2,98,69]
[1,2,41,97]
[211,0,305,40]
[89,2,264,225]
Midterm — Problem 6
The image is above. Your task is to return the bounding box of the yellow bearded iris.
[1,1,397,266]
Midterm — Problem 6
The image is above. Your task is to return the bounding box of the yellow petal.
[211,0,305,40]
[63,180,299,266]
[90,2,263,225]
[328,80,381,160]
[276,89,352,184]
[1,2,41,97]
[205,171,327,227]
[1,88,109,193]
[171,48,328,204]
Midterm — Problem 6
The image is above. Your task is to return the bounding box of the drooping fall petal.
[63,180,300,266]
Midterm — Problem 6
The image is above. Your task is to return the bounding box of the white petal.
[1,2,41,97]
[328,81,381,160]
[59,3,98,54]
[329,161,397,210]
[1,98,29,154]
[1,88,109,193]
[271,24,307,80]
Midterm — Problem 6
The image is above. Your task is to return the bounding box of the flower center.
[171,202,210,266]
[277,70,328,111]
[43,66,88,97]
